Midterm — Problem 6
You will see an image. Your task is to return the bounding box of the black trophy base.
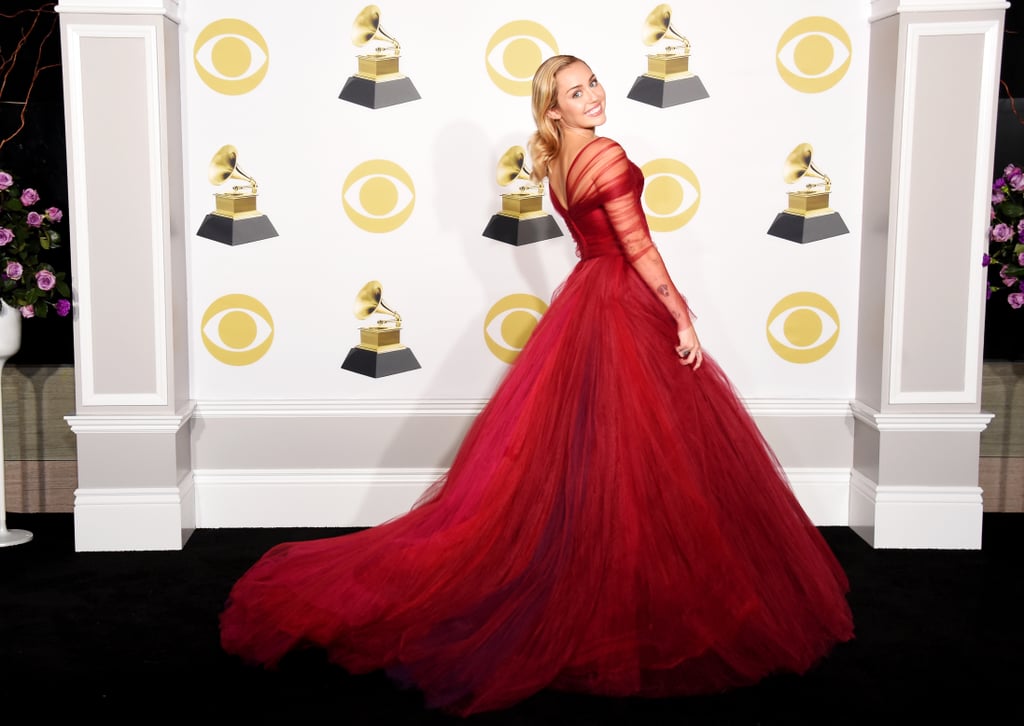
[341,346,421,378]
[767,212,850,244]
[339,75,421,109]
[482,214,563,246]
[196,214,279,245]
[627,74,709,108]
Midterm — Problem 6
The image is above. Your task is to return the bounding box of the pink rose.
[26,211,43,228]
[0,172,12,190]
[5,262,22,280]
[19,305,34,319]
[1009,172,1024,193]
[35,269,57,291]
[0,228,12,245]
[20,188,39,206]
[1009,292,1024,309]
[45,207,63,223]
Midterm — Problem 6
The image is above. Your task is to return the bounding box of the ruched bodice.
[551,137,649,261]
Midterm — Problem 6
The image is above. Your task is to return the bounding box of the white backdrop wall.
[181,0,869,402]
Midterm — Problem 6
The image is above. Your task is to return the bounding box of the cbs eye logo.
[485,20,559,96]
[640,159,701,232]
[776,17,852,93]
[766,292,839,364]
[194,19,270,95]
[201,294,274,366]
[484,293,548,364]
[342,160,416,233]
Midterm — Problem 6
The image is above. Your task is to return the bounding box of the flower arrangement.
[985,162,1024,309]
[0,170,71,318]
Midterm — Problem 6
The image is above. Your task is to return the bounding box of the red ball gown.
[219,137,854,716]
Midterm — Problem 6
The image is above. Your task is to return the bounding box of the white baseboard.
[849,470,983,549]
[191,466,851,529]
[194,468,447,528]
[786,468,851,526]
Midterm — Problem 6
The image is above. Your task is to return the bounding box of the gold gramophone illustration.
[339,4,421,109]
[767,143,849,244]
[195,145,278,246]
[340,280,421,378]
[627,4,709,108]
[482,145,563,246]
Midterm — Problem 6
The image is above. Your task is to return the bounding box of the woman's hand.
[675,327,703,370]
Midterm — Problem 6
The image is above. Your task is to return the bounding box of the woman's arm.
[585,140,702,368]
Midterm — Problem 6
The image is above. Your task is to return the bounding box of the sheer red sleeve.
[570,138,693,332]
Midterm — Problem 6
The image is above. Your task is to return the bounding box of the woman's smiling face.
[547,60,606,133]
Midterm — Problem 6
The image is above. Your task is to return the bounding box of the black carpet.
[1,512,1021,724]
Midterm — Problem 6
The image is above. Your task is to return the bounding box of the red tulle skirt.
[219,253,854,716]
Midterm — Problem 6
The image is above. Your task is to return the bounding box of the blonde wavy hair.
[527,54,585,183]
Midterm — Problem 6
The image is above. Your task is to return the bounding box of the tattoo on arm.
[657,284,669,297]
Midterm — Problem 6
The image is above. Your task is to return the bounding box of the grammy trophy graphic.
[196,145,279,245]
[766,143,849,244]
[340,280,421,378]
[482,145,563,246]
[339,5,421,109]
[627,4,709,108]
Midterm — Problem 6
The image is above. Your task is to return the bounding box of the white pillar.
[852,0,1007,548]
[56,0,193,550]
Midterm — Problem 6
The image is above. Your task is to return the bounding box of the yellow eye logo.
[342,160,416,233]
[201,294,275,366]
[640,158,701,232]
[776,17,852,93]
[193,19,270,95]
[484,293,548,364]
[485,20,559,96]
[766,292,840,364]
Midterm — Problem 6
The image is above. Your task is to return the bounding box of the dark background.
[1,2,1022,364]
[0,1,72,364]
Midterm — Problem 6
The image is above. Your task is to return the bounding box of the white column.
[56,0,193,550]
[852,0,1007,548]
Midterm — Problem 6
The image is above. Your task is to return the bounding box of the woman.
[219,55,854,716]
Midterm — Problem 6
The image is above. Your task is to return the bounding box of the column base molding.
[73,473,195,551]
[849,469,983,548]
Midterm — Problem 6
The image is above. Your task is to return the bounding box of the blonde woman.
[220,55,854,716]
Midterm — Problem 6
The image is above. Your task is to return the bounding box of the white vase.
[0,301,22,360]
[0,299,32,546]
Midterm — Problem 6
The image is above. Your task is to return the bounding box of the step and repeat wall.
[181,0,868,403]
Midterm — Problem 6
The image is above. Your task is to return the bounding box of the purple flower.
[991,223,1013,242]
[987,285,993,300]
[1000,266,1017,287]
[993,190,1006,204]
[1004,164,1021,178]
[0,228,12,246]
[20,188,39,206]
[35,269,56,291]
[45,207,63,223]
[1010,171,1024,192]
[1019,252,1024,266]
[993,177,1006,190]
[982,253,991,266]
[55,299,71,317]
[26,211,43,228]
[1009,292,1024,309]
[19,305,34,319]
[5,262,22,280]
[1019,219,1024,238]
[0,172,12,190]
